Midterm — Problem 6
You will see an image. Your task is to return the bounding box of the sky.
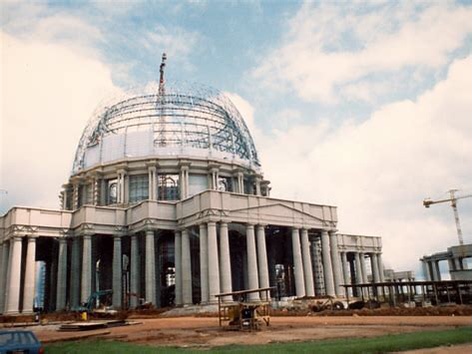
[1,0,471,278]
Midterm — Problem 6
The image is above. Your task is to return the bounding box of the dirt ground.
[21,315,471,351]
[2,306,471,352]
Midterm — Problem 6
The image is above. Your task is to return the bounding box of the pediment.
[231,202,326,223]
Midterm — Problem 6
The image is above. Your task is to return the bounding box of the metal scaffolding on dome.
[72,78,260,174]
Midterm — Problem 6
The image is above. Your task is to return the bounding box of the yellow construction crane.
[423,189,472,246]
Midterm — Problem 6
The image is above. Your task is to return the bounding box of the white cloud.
[254,55,472,272]
[0,31,119,211]
[141,25,201,69]
[253,2,472,103]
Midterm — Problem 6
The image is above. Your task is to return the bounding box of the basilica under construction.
[0,56,385,314]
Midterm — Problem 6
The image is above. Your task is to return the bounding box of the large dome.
[72,82,260,174]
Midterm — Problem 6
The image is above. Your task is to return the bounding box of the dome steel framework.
[72,82,260,174]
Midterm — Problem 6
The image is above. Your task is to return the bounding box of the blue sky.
[1,0,472,275]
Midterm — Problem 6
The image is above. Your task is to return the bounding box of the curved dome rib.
[72,83,260,174]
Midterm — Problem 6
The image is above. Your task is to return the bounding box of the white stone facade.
[0,86,384,314]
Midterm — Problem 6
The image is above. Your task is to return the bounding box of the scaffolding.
[72,81,259,174]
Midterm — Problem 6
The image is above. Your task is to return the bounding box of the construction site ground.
[2,306,472,352]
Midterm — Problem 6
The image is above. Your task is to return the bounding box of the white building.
[0,63,385,314]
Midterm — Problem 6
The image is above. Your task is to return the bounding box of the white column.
[73,183,79,209]
[199,224,209,304]
[434,261,441,281]
[377,253,385,282]
[0,242,9,313]
[329,232,343,296]
[321,231,335,297]
[455,258,463,270]
[246,224,259,300]
[238,172,244,194]
[148,166,156,201]
[5,237,23,314]
[56,238,68,311]
[371,253,380,283]
[256,225,270,299]
[341,252,350,295]
[291,228,306,297]
[180,166,189,198]
[145,230,156,304]
[174,231,183,306]
[181,229,192,305]
[207,222,220,303]
[81,235,92,304]
[421,259,430,281]
[300,229,315,297]
[112,235,122,308]
[130,234,139,308]
[219,222,232,300]
[354,252,363,284]
[360,253,368,283]
[70,237,81,308]
[255,178,261,196]
[23,237,37,313]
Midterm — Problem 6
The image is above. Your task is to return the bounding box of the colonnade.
[63,164,269,210]
[173,225,342,304]
[0,227,387,314]
[0,237,37,314]
[339,251,384,286]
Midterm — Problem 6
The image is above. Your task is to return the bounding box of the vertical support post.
[291,228,305,297]
[70,237,81,308]
[341,252,350,296]
[371,253,380,283]
[246,224,259,301]
[237,172,244,194]
[434,261,441,281]
[199,224,209,304]
[130,234,139,309]
[355,252,363,284]
[255,177,261,196]
[174,231,183,306]
[219,222,232,300]
[0,242,9,313]
[181,229,192,305]
[256,225,270,299]
[377,253,385,282]
[207,222,220,303]
[329,231,343,296]
[112,235,122,308]
[5,237,22,314]
[73,183,79,209]
[56,238,68,311]
[23,237,37,313]
[81,234,92,304]
[145,230,156,304]
[360,253,368,283]
[300,228,315,297]
[321,230,335,297]
[148,165,157,201]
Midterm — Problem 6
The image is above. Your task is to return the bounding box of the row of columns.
[1,229,387,314]
[339,250,384,286]
[66,166,268,210]
[422,256,467,282]
[173,224,341,305]
[0,237,37,314]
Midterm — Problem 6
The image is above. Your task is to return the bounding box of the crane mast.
[156,53,167,147]
[423,189,472,246]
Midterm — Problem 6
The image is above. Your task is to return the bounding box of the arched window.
[158,174,180,201]
[107,179,117,205]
